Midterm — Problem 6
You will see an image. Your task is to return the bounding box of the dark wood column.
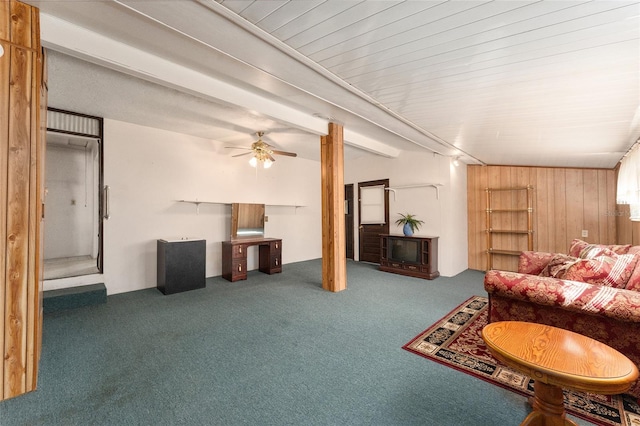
[320,123,346,292]
[0,1,45,400]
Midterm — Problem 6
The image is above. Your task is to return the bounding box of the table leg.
[520,381,578,426]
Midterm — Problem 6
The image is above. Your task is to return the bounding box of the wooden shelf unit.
[485,186,533,271]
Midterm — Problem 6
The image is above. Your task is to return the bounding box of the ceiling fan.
[227,131,297,168]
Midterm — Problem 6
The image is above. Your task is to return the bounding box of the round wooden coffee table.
[482,321,639,426]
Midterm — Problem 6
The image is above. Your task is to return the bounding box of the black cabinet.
[157,238,206,294]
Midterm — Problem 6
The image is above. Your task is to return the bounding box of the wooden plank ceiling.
[30,0,640,168]
[217,0,640,168]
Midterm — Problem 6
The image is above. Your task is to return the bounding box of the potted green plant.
[395,213,424,236]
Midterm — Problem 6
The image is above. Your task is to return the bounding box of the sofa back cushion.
[539,249,638,289]
[568,238,632,257]
[563,252,639,289]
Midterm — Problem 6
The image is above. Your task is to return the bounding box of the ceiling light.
[249,157,257,167]
[263,159,273,169]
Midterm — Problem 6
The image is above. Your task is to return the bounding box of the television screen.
[390,239,419,263]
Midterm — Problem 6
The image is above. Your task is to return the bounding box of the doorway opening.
[44,108,104,280]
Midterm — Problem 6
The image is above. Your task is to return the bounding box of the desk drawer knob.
[238,264,242,272]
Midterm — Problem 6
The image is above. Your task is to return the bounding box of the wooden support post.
[0,1,45,401]
[320,123,346,292]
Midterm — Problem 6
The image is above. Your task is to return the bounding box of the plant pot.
[403,223,413,236]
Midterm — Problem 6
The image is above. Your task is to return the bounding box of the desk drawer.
[230,259,247,281]
[270,255,282,273]
[271,240,281,253]
[232,244,247,258]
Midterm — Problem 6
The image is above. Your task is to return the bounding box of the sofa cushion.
[563,252,638,289]
[539,254,578,279]
[625,258,640,292]
[519,251,556,275]
[568,238,632,257]
[484,269,640,322]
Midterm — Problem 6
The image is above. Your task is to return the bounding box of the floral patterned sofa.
[484,239,640,398]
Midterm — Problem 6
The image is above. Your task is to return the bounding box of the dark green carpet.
[0,260,592,425]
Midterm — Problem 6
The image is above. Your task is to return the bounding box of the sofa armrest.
[484,270,640,323]
[518,251,556,275]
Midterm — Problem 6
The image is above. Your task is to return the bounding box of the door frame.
[345,184,354,260]
[46,108,104,274]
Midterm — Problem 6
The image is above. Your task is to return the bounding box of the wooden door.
[345,184,354,259]
[358,179,389,263]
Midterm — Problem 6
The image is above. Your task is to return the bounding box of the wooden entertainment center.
[379,234,439,280]
[221,237,282,282]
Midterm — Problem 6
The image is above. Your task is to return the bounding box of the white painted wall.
[44,119,469,294]
[44,144,98,259]
[97,119,321,295]
[345,151,468,277]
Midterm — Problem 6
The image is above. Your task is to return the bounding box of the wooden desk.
[482,321,639,426]
[221,237,282,282]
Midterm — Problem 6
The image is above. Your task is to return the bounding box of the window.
[617,143,640,221]
[359,185,386,224]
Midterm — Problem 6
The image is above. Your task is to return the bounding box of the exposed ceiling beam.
[39,13,402,158]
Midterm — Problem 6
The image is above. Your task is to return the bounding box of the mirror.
[231,203,265,239]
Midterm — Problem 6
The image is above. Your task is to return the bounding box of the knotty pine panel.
[0,1,9,399]
[468,165,617,272]
[27,25,44,391]
[0,1,44,400]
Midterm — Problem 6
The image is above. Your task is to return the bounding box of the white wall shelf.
[177,200,305,214]
[385,183,444,200]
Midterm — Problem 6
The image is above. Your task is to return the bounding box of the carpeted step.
[43,283,107,313]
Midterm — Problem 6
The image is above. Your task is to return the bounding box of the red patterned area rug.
[403,296,640,426]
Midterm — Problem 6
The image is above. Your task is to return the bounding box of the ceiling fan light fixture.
[263,159,273,169]
[249,156,258,167]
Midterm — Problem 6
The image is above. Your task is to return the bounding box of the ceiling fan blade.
[271,150,297,157]
[225,146,251,150]
[232,152,253,158]
[267,153,276,162]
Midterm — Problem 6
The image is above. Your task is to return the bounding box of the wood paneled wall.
[468,165,617,272]
[0,1,45,401]
[616,204,640,246]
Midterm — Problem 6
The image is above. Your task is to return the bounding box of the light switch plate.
[581,230,588,237]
